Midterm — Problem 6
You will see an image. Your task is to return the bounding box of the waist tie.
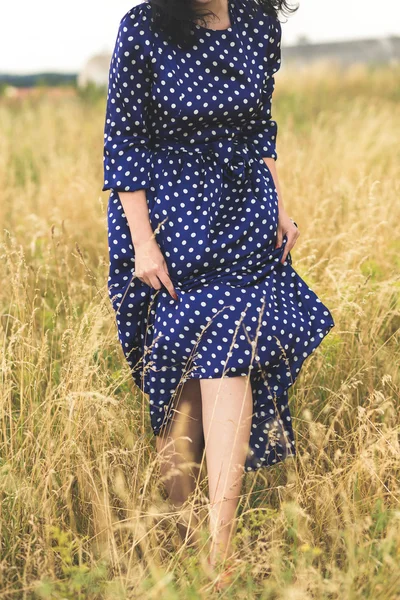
[152,136,253,182]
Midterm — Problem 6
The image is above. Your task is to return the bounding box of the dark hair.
[149,0,298,47]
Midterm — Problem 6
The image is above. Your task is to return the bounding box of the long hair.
[149,0,298,47]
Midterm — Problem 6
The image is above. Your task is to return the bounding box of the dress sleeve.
[241,16,282,161]
[102,6,153,193]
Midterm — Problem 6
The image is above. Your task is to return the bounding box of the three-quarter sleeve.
[102,6,153,193]
[241,16,282,161]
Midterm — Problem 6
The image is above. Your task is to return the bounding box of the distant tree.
[36,76,48,88]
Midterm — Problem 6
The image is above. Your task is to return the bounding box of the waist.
[151,135,258,174]
[152,135,247,151]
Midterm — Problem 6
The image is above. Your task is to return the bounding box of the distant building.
[78,35,400,88]
[282,36,400,68]
[77,53,111,88]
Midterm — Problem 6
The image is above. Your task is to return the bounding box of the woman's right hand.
[134,237,178,301]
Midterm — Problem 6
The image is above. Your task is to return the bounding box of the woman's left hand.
[275,206,300,264]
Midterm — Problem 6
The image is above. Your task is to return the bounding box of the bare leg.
[155,378,205,546]
[200,374,253,566]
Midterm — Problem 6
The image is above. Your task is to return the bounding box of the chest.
[148,28,271,125]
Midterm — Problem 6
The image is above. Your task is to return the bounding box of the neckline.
[193,0,235,33]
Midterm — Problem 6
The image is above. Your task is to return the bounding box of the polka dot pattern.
[103,0,335,472]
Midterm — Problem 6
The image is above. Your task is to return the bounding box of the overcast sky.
[1,0,399,74]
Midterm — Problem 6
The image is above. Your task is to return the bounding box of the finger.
[286,230,298,246]
[280,237,293,263]
[280,226,300,262]
[163,264,175,284]
[280,249,288,263]
[149,274,162,290]
[275,230,283,249]
[292,229,300,244]
[293,223,300,236]
[136,273,148,285]
[158,270,178,300]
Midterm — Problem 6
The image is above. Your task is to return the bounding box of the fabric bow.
[153,136,251,183]
[209,138,249,182]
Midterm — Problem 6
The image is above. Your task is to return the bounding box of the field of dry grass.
[0,64,399,598]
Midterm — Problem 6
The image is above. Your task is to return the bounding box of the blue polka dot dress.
[102,0,335,471]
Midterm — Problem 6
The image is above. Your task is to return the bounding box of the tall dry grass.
[0,63,399,599]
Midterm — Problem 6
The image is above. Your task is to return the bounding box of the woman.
[102,0,335,588]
